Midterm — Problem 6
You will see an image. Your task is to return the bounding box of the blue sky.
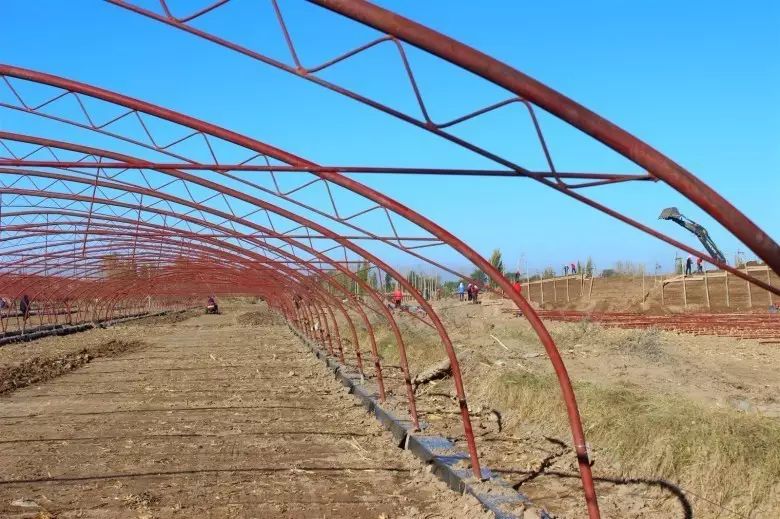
[1,1,778,275]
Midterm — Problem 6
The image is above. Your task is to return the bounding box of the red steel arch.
[1,3,778,518]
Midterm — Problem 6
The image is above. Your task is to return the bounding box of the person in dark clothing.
[685,256,693,276]
[19,294,30,320]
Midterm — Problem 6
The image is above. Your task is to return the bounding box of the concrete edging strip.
[288,323,544,519]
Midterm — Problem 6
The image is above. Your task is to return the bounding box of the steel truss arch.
[2,5,778,516]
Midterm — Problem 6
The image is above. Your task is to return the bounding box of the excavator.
[658,207,727,264]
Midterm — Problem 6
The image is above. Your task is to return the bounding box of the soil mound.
[236,311,282,327]
[122,309,199,327]
[0,339,145,394]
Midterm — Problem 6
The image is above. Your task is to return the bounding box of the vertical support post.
[725,270,730,307]
[641,270,645,301]
[566,275,570,302]
[767,266,773,306]
[703,270,710,309]
[588,277,594,302]
[553,276,557,302]
[682,276,687,308]
[661,281,665,307]
[541,274,545,304]
[745,265,753,308]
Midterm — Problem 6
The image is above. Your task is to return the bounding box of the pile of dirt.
[121,309,199,327]
[0,339,144,394]
[236,311,283,327]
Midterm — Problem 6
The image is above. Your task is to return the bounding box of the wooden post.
[641,271,645,301]
[703,270,710,309]
[682,275,687,308]
[725,270,730,307]
[566,276,570,302]
[661,281,665,306]
[553,277,558,301]
[588,277,594,301]
[767,267,774,306]
[540,275,545,304]
[745,265,753,308]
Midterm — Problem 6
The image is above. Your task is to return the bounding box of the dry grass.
[335,305,780,517]
[474,367,780,517]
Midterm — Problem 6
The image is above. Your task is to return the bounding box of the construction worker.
[471,283,480,304]
[512,277,522,295]
[696,257,704,274]
[392,286,403,309]
[19,294,30,321]
[563,265,569,276]
[206,296,219,314]
[457,281,465,301]
[571,262,577,274]
[685,255,693,276]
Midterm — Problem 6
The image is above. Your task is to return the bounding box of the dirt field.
[0,304,488,519]
[520,268,778,314]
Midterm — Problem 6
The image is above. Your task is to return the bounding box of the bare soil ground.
[0,304,488,519]
[525,269,779,314]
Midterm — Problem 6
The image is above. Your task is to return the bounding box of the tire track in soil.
[0,304,489,518]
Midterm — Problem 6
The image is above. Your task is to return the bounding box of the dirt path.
[0,305,487,519]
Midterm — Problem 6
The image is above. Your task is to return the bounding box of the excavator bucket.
[658,207,681,220]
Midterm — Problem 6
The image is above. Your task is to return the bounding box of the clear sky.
[1,1,778,276]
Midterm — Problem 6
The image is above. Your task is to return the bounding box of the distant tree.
[355,261,370,294]
[470,268,487,285]
[407,270,418,291]
[585,257,594,277]
[441,280,459,296]
[488,249,505,287]
[102,254,138,279]
[675,258,684,275]
[542,266,556,278]
[332,271,351,293]
[613,260,643,277]
[384,272,393,293]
